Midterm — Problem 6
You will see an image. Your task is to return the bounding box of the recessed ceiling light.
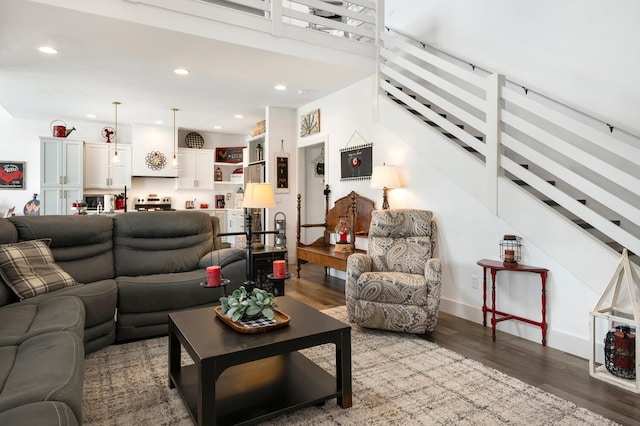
[85,113,96,119]
[234,114,244,119]
[214,125,222,130]
[155,120,164,125]
[274,84,287,91]
[174,68,190,75]
[38,46,58,55]
[297,89,306,95]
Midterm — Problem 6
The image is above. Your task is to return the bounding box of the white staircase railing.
[379,29,640,260]
[129,0,379,55]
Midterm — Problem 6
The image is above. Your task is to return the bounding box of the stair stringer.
[379,93,621,298]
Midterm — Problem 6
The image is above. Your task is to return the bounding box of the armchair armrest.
[346,253,372,322]
[423,257,442,332]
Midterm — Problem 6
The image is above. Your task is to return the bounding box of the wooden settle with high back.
[296,185,376,277]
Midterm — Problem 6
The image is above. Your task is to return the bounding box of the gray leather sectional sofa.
[0,211,246,425]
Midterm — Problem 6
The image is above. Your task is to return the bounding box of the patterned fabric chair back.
[367,209,435,274]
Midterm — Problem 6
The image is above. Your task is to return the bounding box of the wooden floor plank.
[284,263,640,426]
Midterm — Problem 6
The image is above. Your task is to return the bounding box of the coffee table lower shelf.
[171,352,340,425]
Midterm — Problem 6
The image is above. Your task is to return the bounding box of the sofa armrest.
[199,248,245,269]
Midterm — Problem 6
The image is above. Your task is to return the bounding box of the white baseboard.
[440,297,593,360]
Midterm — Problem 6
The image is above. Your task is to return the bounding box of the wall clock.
[145,151,167,170]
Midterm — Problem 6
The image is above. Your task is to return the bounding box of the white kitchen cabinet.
[84,142,131,190]
[209,209,245,247]
[176,148,215,190]
[41,187,84,216]
[40,137,84,215]
[41,138,84,187]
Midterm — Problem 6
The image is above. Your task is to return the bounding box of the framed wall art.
[0,161,25,189]
[340,131,372,181]
[300,108,320,137]
[274,139,290,193]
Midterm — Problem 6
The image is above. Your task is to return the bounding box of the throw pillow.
[0,239,76,300]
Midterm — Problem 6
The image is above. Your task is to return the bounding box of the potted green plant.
[219,286,277,322]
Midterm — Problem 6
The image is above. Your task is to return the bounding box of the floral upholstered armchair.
[346,209,442,333]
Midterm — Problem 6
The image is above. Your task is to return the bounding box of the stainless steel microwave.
[84,195,104,210]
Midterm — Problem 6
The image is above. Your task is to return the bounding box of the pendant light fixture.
[171,107,179,168]
[111,101,121,165]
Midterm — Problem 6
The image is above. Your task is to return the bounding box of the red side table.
[477,259,549,346]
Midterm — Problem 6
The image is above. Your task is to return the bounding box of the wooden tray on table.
[214,306,290,333]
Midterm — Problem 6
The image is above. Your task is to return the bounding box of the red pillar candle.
[273,260,287,279]
[504,249,515,263]
[614,330,635,371]
[207,266,221,287]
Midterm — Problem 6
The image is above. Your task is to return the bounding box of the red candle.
[273,260,286,279]
[504,249,515,262]
[207,266,221,287]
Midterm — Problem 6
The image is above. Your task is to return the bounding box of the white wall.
[296,76,605,358]
[385,0,640,136]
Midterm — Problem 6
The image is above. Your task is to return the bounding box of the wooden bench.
[296,186,375,277]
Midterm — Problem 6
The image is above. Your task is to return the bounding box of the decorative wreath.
[350,157,361,167]
[145,151,167,170]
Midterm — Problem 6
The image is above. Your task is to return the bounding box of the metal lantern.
[274,212,286,249]
[500,234,522,263]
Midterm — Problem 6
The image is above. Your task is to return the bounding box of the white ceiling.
[0,0,377,135]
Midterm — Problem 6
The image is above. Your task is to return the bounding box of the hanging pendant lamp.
[171,108,179,168]
[111,101,121,165]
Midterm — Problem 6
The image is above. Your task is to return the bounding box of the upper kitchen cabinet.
[41,137,84,187]
[40,137,84,215]
[175,148,215,190]
[131,124,178,178]
[84,142,131,190]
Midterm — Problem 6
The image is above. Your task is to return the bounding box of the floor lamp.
[241,183,276,290]
[370,163,402,209]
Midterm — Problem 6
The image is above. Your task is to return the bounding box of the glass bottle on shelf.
[215,166,223,182]
[255,143,263,161]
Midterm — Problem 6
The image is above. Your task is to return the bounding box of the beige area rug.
[83,307,618,425]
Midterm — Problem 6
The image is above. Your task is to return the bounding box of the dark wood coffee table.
[168,296,352,425]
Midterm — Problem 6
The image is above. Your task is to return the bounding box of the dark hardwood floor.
[286,263,640,426]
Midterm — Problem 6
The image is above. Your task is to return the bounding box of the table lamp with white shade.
[241,183,276,289]
[370,163,402,209]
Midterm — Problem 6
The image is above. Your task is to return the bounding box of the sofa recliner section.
[0,211,247,424]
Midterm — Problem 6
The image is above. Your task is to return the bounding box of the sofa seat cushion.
[0,240,76,300]
[29,280,117,330]
[116,270,221,314]
[0,296,84,346]
[0,331,84,420]
[26,280,118,354]
[0,401,78,426]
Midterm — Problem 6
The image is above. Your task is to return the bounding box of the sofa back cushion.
[113,211,213,276]
[9,215,115,284]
